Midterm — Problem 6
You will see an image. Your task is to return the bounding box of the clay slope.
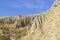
[0,0,60,40]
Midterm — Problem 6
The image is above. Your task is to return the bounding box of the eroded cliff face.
[0,0,60,40]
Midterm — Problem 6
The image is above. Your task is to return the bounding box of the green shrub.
[0,34,7,40]
[0,34,10,40]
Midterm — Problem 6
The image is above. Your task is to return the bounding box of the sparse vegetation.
[0,27,9,31]
[0,34,9,40]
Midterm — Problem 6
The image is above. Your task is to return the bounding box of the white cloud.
[22,3,42,8]
[34,0,46,3]
[9,0,46,9]
[9,4,22,8]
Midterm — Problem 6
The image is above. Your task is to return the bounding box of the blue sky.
[0,0,55,16]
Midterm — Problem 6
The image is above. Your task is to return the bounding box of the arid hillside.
[0,0,60,40]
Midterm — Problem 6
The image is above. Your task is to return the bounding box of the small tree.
[18,14,22,17]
